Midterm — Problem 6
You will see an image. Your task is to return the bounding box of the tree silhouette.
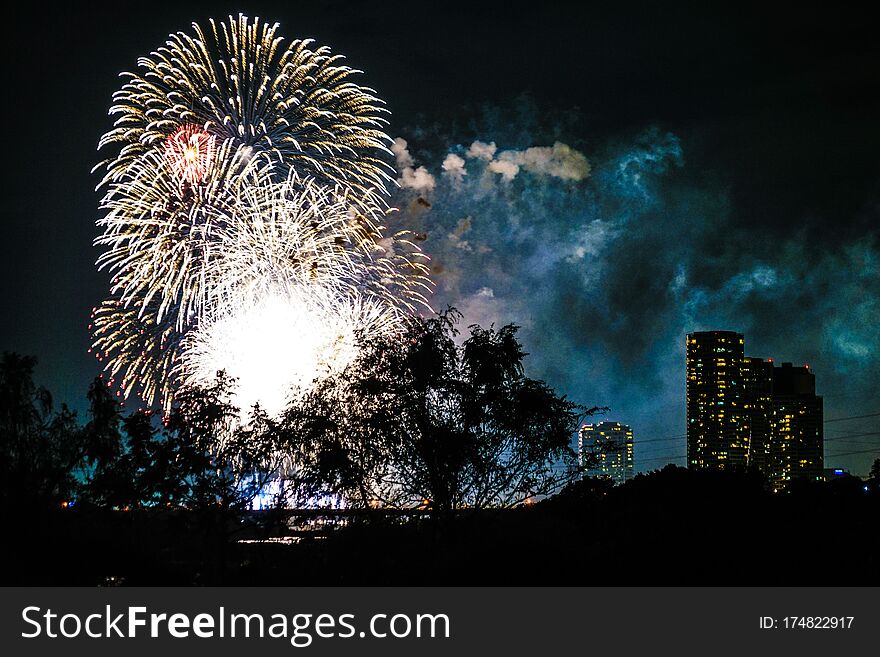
[0,353,93,510]
[870,458,880,485]
[86,372,284,513]
[284,309,600,518]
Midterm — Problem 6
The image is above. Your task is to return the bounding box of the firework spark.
[164,125,217,184]
[95,142,271,331]
[207,171,432,316]
[92,15,432,413]
[90,294,184,406]
[97,14,394,202]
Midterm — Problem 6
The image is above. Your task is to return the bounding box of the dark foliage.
[5,466,879,585]
[0,353,115,511]
[284,309,601,516]
[3,349,878,586]
[0,357,287,583]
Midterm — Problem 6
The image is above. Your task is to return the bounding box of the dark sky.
[3,1,879,474]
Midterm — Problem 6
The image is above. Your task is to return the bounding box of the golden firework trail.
[97,14,394,198]
[92,15,432,413]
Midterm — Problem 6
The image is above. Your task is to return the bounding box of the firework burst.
[97,14,394,201]
[92,15,432,414]
[164,124,217,184]
[179,284,397,417]
[95,142,271,331]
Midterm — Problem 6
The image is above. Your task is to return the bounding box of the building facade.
[579,421,634,485]
[741,356,774,475]
[768,363,824,490]
[686,331,748,471]
[686,331,823,489]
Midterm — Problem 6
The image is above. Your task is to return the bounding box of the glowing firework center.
[164,125,216,184]
[92,15,432,416]
[182,286,381,416]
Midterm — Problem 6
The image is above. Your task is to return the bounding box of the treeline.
[3,306,880,584]
[0,354,266,515]
[0,310,603,520]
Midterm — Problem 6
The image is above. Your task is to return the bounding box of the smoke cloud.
[441,153,467,185]
[388,104,880,475]
[392,137,436,192]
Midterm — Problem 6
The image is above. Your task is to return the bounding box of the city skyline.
[580,327,874,482]
[686,330,824,489]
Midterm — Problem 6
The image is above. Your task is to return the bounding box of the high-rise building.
[686,331,748,471]
[685,331,823,490]
[741,356,774,474]
[768,363,823,490]
[579,421,634,485]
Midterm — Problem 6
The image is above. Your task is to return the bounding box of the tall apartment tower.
[579,421,634,485]
[741,356,774,474]
[686,331,824,489]
[686,331,748,471]
[769,363,824,490]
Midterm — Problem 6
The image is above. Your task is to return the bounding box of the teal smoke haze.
[390,103,880,475]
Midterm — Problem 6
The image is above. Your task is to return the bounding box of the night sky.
[3,1,879,474]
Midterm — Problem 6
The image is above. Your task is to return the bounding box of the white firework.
[92,14,433,413]
[179,283,398,417]
[98,14,394,200]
